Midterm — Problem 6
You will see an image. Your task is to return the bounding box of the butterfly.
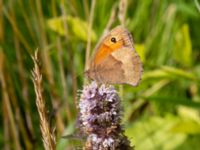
[85,26,143,86]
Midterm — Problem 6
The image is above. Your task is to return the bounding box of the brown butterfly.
[85,26,143,86]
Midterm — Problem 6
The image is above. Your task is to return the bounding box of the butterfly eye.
[111,37,117,43]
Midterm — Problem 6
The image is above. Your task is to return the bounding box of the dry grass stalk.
[0,50,21,150]
[14,36,33,149]
[0,0,4,42]
[118,0,127,26]
[118,0,128,97]
[84,0,96,74]
[35,0,65,132]
[10,1,35,142]
[92,4,117,57]
[32,50,56,150]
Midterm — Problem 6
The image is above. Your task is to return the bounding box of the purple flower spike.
[78,81,133,150]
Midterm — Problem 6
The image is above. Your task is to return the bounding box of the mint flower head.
[78,81,132,150]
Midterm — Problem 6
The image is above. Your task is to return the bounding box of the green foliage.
[125,115,200,150]
[173,24,192,67]
[47,16,97,42]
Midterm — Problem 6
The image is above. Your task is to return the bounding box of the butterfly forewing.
[86,26,143,86]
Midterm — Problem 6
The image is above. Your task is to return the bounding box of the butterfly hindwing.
[111,47,142,86]
[85,26,143,86]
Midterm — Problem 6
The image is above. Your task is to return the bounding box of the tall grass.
[32,50,56,150]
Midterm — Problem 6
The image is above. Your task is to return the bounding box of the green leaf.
[142,66,198,81]
[47,17,65,36]
[135,44,146,63]
[142,69,172,81]
[173,135,200,150]
[171,119,200,134]
[47,16,97,42]
[177,106,200,122]
[176,2,199,18]
[173,24,192,67]
[125,115,187,150]
[67,16,97,42]
[161,66,197,81]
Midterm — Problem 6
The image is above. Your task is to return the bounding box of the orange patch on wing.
[109,40,124,50]
[94,40,124,65]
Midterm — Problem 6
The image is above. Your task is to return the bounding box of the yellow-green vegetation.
[0,0,200,150]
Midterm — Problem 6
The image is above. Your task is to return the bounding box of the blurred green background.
[1,0,200,150]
